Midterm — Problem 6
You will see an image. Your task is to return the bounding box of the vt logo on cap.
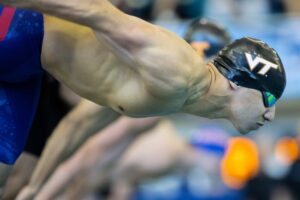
[213,37,286,104]
[245,53,278,76]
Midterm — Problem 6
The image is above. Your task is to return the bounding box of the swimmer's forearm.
[36,117,160,199]
[2,0,132,36]
[71,117,162,195]
[1,0,113,26]
[26,100,120,193]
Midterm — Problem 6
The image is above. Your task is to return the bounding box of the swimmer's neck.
[181,62,232,119]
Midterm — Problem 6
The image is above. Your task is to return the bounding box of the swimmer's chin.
[234,124,259,135]
[238,128,252,135]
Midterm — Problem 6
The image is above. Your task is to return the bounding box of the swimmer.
[0,0,285,191]
[0,0,286,133]
[16,31,220,200]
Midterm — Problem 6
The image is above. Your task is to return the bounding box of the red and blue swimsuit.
[0,6,44,164]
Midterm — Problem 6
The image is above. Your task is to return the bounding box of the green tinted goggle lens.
[262,92,277,107]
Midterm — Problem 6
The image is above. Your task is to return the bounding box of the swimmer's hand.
[16,185,38,200]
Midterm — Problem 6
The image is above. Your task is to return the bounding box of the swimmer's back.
[42,16,210,117]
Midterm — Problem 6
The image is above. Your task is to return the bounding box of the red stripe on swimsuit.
[0,7,16,41]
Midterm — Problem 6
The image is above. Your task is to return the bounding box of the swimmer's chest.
[0,6,44,82]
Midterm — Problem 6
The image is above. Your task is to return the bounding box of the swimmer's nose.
[263,106,275,122]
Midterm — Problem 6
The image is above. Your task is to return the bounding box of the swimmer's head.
[213,37,286,133]
[214,37,286,103]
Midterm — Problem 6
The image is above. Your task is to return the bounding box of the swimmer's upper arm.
[93,13,202,96]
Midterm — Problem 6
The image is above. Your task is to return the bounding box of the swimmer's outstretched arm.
[2,0,208,98]
[33,117,159,200]
[16,99,120,200]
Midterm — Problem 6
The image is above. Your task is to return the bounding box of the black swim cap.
[184,18,232,57]
[213,37,286,106]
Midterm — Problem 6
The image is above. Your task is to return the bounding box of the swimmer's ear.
[229,81,238,90]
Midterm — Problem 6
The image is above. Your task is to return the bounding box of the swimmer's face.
[229,86,275,134]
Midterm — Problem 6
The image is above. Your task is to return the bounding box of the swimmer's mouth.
[257,122,264,127]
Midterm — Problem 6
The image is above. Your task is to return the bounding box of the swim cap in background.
[213,37,286,107]
[119,0,154,21]
[184,18,232,57]
[176,0,205,19]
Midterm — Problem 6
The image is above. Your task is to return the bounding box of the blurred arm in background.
[34,117,160,200]
[60,119,220,200]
